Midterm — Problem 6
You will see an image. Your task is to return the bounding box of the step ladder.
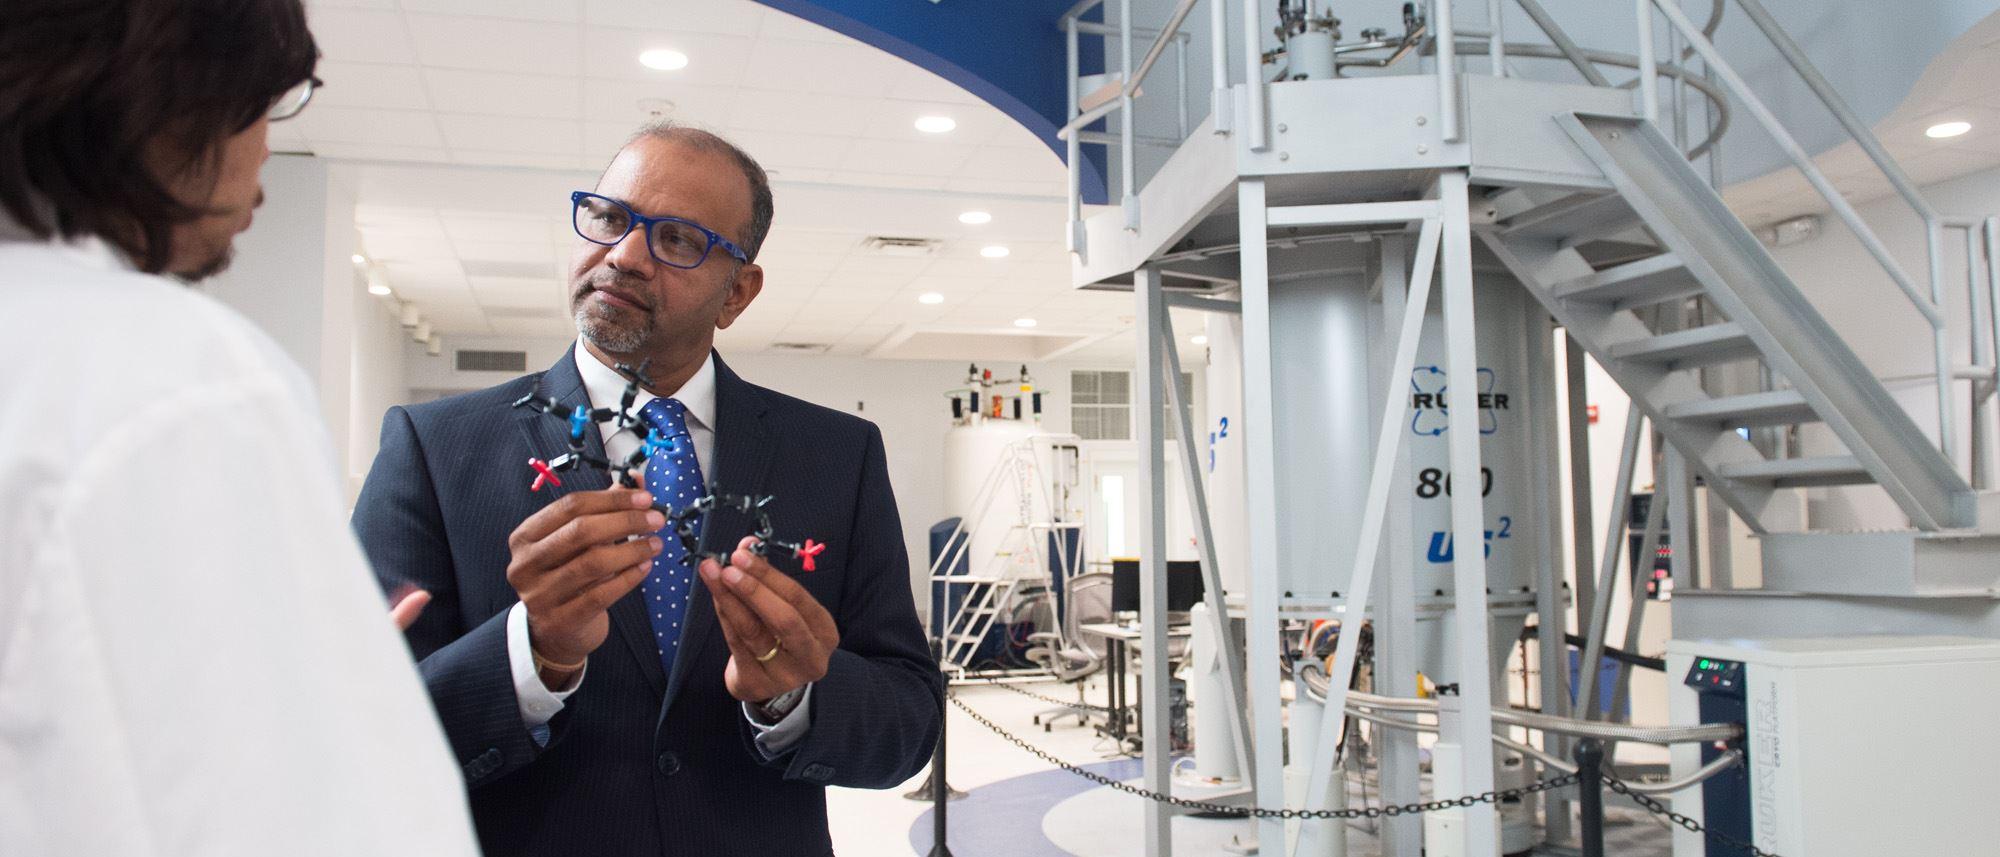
[929,438,1083,674]
[1480,112,1979,541]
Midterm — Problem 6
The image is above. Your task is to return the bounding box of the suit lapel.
[515,347,669,696]
[663,352,776,712]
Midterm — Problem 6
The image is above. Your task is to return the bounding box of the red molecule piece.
[528,458,562,492]
[798,538,826,572]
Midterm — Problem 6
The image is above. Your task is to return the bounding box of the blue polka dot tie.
[638,397,705,682]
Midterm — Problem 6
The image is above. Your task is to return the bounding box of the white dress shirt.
[504,341,812,754]
[0,237,479,857]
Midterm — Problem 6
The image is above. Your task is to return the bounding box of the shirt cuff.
[508,602,583,740]
[743,684,813,757]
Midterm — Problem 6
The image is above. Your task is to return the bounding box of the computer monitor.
[1110,559,1206,615]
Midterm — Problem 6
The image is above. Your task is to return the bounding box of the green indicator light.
[1699,659,1711,669]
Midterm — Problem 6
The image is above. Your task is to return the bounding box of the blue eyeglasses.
[570,191,749,270]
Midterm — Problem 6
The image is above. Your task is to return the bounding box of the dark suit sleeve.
[758,424,945,789]
[354,405,556,788]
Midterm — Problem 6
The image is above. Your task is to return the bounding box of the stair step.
[1609,322,1760,368]
[1664,390,1818,427]
[931,575,1009,585]
[1552,253,1702,309]
[1715,455,1872,488]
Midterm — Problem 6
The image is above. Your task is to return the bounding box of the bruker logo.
[1410,366,1506,436]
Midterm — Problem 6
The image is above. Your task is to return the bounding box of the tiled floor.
[829,680,1673,857]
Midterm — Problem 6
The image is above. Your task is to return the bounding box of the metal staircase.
[1481,113,1979,536]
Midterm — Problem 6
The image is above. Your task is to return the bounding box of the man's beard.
[575,300,652,353]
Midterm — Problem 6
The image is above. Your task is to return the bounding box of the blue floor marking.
[907,758,1144,856]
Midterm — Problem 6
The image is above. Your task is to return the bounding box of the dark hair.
[624,121,775,263]
[0,0,317,272]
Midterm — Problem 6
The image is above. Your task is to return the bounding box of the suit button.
[656,751,682,776]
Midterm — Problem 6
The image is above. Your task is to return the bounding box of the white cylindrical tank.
[1204,310,1249,595]
[1188,602,1240,781]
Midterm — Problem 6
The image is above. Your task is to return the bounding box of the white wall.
[1765,163,2000,526]
[348,286,409,501]
[201,155,373,482]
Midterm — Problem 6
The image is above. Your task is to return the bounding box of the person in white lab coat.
[0,1,481,854]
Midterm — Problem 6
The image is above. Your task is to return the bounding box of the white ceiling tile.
[584,122,639,165]
[724,88,873,137]
[425,69,582,119]
[954,145,1066,182]
[824,170,950,190]
[399,0,579,22]
[754,230,855,254]
[360,231,448,262]
[316,142,454,164]
[453,239,558,265]
[438,114,581,154]
[305,7,418,64]
[941,176,1068,198]
[765,167,834,183]
[743,39,898,98]
[405,14,581,76]
[441,214,559,245]
[587,0,761,34]
[315,62,432,111]
[307,0,398,9]
[726,129,858,171]
[469,276,567,308]
[582,79,737,126]
[882,62,986,107]
[858,98,1012,145]
[490,316,582,337]
[838,140,975,177]
[582,28,752,85]
[297,107,445,147]
[382,258,468,288]
[754,7,852,44]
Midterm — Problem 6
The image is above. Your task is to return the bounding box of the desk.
[1078,622,1192,748]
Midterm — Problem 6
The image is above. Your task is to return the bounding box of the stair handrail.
[1642,0,1961,470]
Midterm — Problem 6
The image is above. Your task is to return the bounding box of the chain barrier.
[949,693,1577,821]
[969,678,1113,714]
[1605,776,1782,857]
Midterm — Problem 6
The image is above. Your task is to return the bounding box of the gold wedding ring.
[756,640,783,663]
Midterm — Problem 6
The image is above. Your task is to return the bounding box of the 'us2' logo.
[1410,366,1506,436]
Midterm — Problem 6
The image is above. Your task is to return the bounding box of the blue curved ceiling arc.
[753,0,1108,204]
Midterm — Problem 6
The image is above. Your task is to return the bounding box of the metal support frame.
[1531,313,1575,847]
[1134,266,1173,853]
[1372,234,1425,857]
[1159,293,1258,785]
[1210,0,1231,135]
[1237,177,1287,853]
[1299,214,1444,856]
[1243,0,1268,149]
[1432,0,1462,142]
[1575,405,1644,722]
[1605,471,1665,740]
[1436,170,1499,856]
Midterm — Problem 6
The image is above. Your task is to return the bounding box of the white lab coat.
[0,237,480,856]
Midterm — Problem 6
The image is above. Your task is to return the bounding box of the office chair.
[1025,570,1113,730]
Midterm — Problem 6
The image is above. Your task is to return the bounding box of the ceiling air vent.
[456,349,528,372]
[770,342,832,353]
[860,236,942,258]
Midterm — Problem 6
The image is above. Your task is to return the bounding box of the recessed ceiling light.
[915,115,957,134]
[980,245,1011,258]
[368,282,393,297]
[918,292,945,305]
[1014,317,1038,328]
[958,210,992,225]
[1191,334,1209,345]
[1927,121,1972,139]
[639,49,689,71]
[351,254,367,265]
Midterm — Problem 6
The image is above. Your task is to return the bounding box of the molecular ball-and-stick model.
[511,358,826,573]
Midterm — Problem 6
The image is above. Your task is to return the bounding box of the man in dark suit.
[353,123,943,857]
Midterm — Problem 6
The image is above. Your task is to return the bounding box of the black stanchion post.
[1575,737,1606,857]
[926,639,955,857]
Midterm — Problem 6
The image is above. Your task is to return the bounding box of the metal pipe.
[1119,0,1135,224]
[1932,219,1961,470]
[1210,0,1231,135]
[1988,218,2000,483]
[1488,0,1505,76]
[1652,0,1944,329]
[1058,0,1104,24]
[1066,17,1082,254]
[1433,0,1462,142]
[1175,37,1188,139]
[1057,99,1122,141]
[1969,227,1992,489]
[1072,20,1190,40]
[1512,0,1609,86]
[1243,0,1267,149]
[1576,405,1645,722]
[1635,0,1656,122]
